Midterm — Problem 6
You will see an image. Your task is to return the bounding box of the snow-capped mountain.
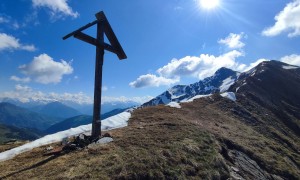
[143,67,240,106]
[0,98,140,115]
[0,98,49,109]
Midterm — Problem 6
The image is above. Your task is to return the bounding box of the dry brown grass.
[0,95,299,179]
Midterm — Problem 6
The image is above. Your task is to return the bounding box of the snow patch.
[220,92,236,101]
[181,94,211,103]
[96,137,113,144]
[0,112,131,162]
[220,77,235,93]
[170,93,185,100]
[282,65,299,70]
[166,102,181,108]
[245,67,256,76]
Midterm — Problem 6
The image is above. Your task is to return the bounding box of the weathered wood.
[74,32,98,46]
[62,20,99,40]
[91,21,104,138]
[63,11,127,139]
[74,32,119,54]
[95,12,127,60]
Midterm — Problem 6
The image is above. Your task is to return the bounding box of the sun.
[199,0,220,10]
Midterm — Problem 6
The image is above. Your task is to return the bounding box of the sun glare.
[199,0,220,10]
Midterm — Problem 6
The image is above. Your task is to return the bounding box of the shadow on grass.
[1,155,61,179]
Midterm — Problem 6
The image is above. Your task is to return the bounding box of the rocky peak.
[143,67,239,107]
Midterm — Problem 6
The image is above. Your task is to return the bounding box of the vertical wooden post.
[91,21,104,138]
[63,11,127,140]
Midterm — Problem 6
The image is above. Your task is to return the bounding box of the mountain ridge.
[143,67,239,106]
[30,101,82,119]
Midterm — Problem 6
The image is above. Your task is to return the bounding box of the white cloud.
[130,31,274,89]
[129,49,272,88]
[47,92,93,104]
[218,33,246,49]
[32,0,79,19]
[280,54,300,66]
[102,96,153,104]
[15,84,32,92]
[157,50,244,80]
[242,59,270,72]
[262,0,300,37]
[0,16,21,29]
[0,33,36,52]
[21,45,36,51]
[19,53,73,84]
[129,74,180,88]
[0,85,152,105]
[10,76,31,83]
[0,86,92,104]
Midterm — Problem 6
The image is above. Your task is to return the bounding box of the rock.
[228,150,271,179]
[46,146,53,151]
[102,132,112,138]
[96,137,113,144]
[231,166,239,172]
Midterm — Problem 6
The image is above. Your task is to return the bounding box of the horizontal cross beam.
[62,11,127,60]
[74,32,118,54]
[62,20,100,40]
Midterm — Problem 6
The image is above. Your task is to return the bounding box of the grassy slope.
[0,102,62,130]
[0,95,299,179]
[0,124,42,144]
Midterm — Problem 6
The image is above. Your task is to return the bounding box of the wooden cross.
[63,11,127,139]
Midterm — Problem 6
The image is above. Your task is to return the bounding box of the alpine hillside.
[0,61,299,179]
[0,124,43,144]
[0,102,62,131]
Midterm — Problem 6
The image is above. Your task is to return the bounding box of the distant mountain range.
[0,98,140,116]
[30,101,81,119]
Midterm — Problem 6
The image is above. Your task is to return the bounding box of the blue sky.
[0,0,300,104]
